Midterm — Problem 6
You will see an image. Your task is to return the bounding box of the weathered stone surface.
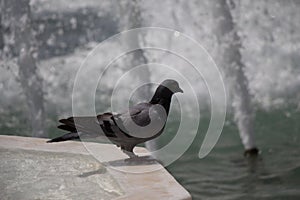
[0,149,123,200]
[0,135,191,200]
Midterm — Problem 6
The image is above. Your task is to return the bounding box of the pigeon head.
[150,79,183,105]
[161,79,183,94]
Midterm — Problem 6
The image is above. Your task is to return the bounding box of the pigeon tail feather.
[47,132,80,143]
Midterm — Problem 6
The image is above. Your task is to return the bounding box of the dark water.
[164,107,300,200]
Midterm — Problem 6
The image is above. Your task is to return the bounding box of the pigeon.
[47,79,183,158]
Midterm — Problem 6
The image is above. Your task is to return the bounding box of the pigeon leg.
[122,149,138,158]
[121,144,138,158]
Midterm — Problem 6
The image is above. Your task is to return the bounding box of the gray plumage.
[47,79,183,157]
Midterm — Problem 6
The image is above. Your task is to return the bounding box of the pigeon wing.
[58,113,117,138]
[116,103,166,139]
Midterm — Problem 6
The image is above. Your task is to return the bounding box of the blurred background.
[0,0,300,199]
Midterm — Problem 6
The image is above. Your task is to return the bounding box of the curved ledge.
[0,135,191,200]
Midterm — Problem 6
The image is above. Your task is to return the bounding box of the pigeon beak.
[178,87,184,93]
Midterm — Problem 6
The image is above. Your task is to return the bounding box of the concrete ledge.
[0,135,191,200]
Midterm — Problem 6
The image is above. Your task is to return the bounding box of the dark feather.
[57,124,76,132]
[47,132,81,143]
